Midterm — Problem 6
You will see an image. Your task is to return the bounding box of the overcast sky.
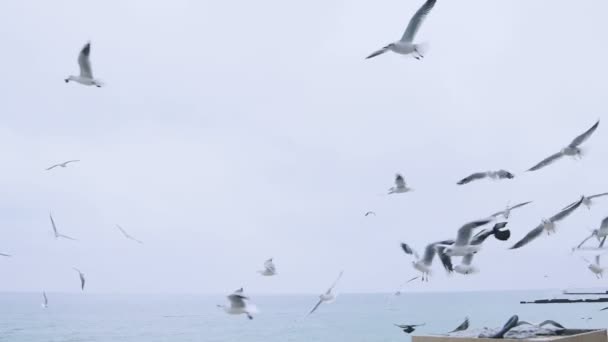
[0,0,607,294]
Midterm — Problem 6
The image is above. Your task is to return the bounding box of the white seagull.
[401,241,453,281]
[45,160,80,171]
[490,201,533,220]
[454,222,510,275]
[366,0,437,60]
[116,225,143,244]
[388,174,413,194]
[65,42,103,87]
[528,120,599,172]
[73,268,86,291]
[439,218,495,257]
[575,217,608,249]
[511,197,584,249]
[308,271,344,315]
[41,292,48,309]
[457,170,514,185]
[258,258,276,276]
[563,192,608,211]
[217,288,257,320]
[49,213,77,241]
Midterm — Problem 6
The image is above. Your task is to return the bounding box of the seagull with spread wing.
[490,201,533,220]
[528,120,599,172]
[367,0,437,60]
[116,225,143,244]
[65,42,103,87]
[257,258,276,276]
[563,192,608,211]
[388,174,413,194]
[438,218,495,257]
[308,271,344,315]
[401,241,453,281]
[454,222,510,275]
[511,197,584,249]
[73,268,86,291]
[457,170,514,185]
[217,288,257,320]
[575,217,608,249]
[395,323,425,334]
[45,160,80,171]
[49,213,77,241]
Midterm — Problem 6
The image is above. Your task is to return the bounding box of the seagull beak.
[366,47,388,59]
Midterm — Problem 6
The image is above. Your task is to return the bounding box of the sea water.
[0,290,606,342]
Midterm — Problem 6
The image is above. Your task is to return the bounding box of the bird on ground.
[366,0,437,60]
[401,241,453,281]
[45,160,80,171]
[41,292,48,309]
[257,258,276,276]
[388,174,412,194]
[73,268,86,290]
[528,120,599,171]
[457,170,514,185]
[49,213,77,241]
[395,323,425,334]
[449,317,470,333]
[510,197,584,249]
[308,271,344,315]
[490,201,533,220]
[217,288,257,320]
[454,222,510,275]
[438,218,495,257]
[116,225,143,244]
[65,42,103,87]
[563,192,608,211]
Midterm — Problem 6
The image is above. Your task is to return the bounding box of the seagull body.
[395,323,425,334]
[528,120,599,172]
[457,170,514,185]
[449,317,470,333]
[218,288,256,320]
[439,218,495,257]
[73,268,86,291]
[581,237,606,278]
[401,241,453,281]
[46,160,80,171]
[564,192,608,211]
[116,225,143,244]
[511,197,584,249]
[388,174,412,194]
[49,213,77,241]
[366,0,437,60]
[258,258,276,276]
[491,201,533,220]
[41,292,48,309]
[454,222,510,275]
[308,271,343,315]
[65,42,103,87]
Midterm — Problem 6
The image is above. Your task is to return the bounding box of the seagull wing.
[420,242,438,266]
[401,0,437,42]
[308,298,324,315]
[461,253,474,266]
[45,164,60,171]
[58,234,77,241]
[436,244,454,273]
[80,273,85,290]
[450,317,470,333]
[264,258,275,272]
[550,197,584,222]
[400,243,419,259]
[65,160,80,165]
[539,320,565,329]
[528,152,564,171]
[49,214,58,236]
[455,218,493,246]
[457,172,488,185]
[569,120,600,147]
[0,253,11,257]
[327,270,344,293]
[510,201,533,210]
[78,42,93,78]
[43,292,48,305]
[588,192,608,200]
[510,224,544,249]
[576,233,596,249]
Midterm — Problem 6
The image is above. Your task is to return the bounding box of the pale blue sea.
[1,290,607,342]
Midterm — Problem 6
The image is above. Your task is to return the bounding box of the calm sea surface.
[1,290,606,342]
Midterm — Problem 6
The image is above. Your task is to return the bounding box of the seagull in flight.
[454,222,510,275]
[41,292,48,309]
[457,170,514,185]
[490,201,533,220]
[116,225,143,244]
[388,174,412,194]
[394,276,420,295]
[217,288,257,320]
[394,323,425,334]
[308,271,343,315]
[366,0,437,60]
[45,160,79,171]
[364,211,376,217]
[65,42,103,87]
[438,218,495,257]
[49,213,77,241]
[73,268,86,291]
[257,258,276,276]
[528,120,599,172]
[449,317,470,333]
[563,192,608,211]
[580,236,607,279]
[511,197,584,249]
[574,217,608,249]
[401,241,453,281]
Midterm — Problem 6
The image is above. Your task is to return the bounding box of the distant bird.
[600,306,608,311]
[388,174,412,194]
[73,268,86,291]
[454,222,510,275]
[308,271,343,315]
[511,197,584,249]
[217,288,257,320]
[457,170,514,185]
[563,192,608,211]
[401,241,453,281]
[116,225,143,244]
[0,253,11,257]
[49,213,77,241]
[366,0,437,60]
[45,160,79,171]
[528,120,599,172]
[395,323,425,334]
[41,292,48,309]
[394,276,420,296]
[65,42,103,87]
[449,317,470,333]
[581,237,606,279]
[439,218,495,257]
[364,211,376,217]
[258,258,276,276]
[490,201,533,220]
[575,217,608,249]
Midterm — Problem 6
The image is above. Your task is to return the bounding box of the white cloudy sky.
[0,0,607,294]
